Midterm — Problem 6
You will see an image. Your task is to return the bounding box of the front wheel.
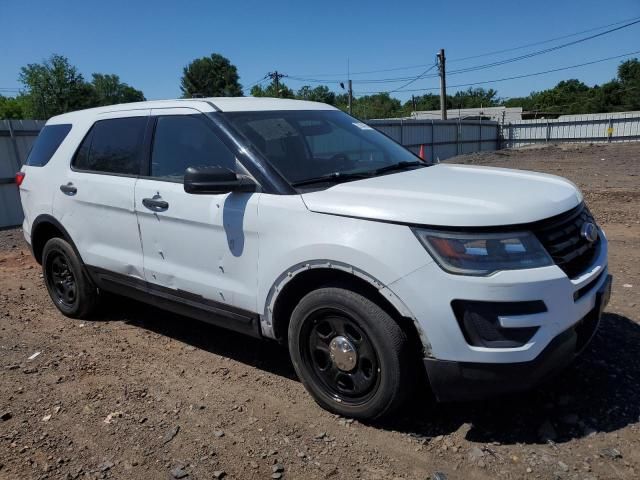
[288,286,413,420]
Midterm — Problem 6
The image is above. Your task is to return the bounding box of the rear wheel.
[42,237,98,318]
[288,286,413,420]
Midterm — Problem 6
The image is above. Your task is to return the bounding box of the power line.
[446,19,640,77]
[286,15,640,78]
[357,53,640,95]
[288,18,639,87]
[387,62,438,93]
[292,63,433,78]
[449,15,640,63]
[288,69,444,84]
[247,75,269,88]
[286,73,438,84]
[355,50,640,95]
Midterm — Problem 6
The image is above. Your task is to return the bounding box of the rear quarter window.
[25,124,72,167]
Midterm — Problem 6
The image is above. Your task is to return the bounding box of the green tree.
[499,60,640,114]
[91,73,145,105]
[400,89,499,117]
[617,59,640,110]
[401,93,440,115]
[19,54,95,118]
[250,80,295,99]
[16,54,146,119]
[180,53,243,98]
[531,79,591,113]
[296,85,336,104]
[450,87,499,109]
[503,96,532,109]
[336,93,401,120]
[0,94,30,119]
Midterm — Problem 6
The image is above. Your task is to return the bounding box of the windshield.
[222,110,423,186]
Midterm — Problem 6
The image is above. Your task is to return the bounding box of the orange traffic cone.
[418,144,426,161]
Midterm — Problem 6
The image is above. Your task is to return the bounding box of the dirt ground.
[1,142,639,480]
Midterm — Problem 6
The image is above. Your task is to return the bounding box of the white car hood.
[301,164,582,227]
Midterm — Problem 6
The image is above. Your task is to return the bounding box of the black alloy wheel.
[41,237,98,318]
[288,286,414,420]
[46,250,77,308]
[304,308,380,404]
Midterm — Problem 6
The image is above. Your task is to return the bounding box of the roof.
[47,97,337,124]
[208,97,337,112]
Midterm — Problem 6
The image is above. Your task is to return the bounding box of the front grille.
[533,204,600,278]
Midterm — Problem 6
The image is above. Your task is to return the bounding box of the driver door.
[134,108,260,314]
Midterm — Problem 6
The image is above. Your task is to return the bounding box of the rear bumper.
[425,274,611,402]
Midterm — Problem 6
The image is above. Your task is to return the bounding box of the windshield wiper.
[372,160,427,175]
[291,161,426,188]
[292,171,372,187]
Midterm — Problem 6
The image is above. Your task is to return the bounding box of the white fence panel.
[503,115,640,148]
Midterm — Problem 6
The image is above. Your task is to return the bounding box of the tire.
[288,286,413,420]
[42,237,98,319]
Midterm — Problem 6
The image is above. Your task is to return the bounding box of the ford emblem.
[580,222,598,244]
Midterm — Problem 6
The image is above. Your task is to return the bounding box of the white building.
[410,106,522,123]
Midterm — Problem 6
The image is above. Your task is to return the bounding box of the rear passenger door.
[53,111,150,278]
[134,108,260,314]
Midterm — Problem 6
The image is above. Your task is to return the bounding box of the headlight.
[412,228,553,276]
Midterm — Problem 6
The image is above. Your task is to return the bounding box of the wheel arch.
[31,214,82,265]
[263,260,432,357]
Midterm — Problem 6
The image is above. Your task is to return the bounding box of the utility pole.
[437,49,447,120]
[340,80,354,115]
[267,71,287,97]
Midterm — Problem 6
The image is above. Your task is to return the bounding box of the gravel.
[1,142,639,479]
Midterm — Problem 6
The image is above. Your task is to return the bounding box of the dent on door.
[135,180,260,312]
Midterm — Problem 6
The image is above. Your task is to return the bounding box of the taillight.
[15,172,25,187]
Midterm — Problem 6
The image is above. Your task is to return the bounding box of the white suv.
[18,98,611,419]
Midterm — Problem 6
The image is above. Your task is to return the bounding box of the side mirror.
[184,166,257,194]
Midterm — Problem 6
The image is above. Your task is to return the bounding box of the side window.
[25,124,72,167]
[151,115,236,179]
[73,117,147,175]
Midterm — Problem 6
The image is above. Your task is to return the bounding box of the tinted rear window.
[73,117,147,175]
[25,124,72,167]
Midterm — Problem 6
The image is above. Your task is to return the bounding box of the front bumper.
[423,274,611,401]
[387,228,610,401]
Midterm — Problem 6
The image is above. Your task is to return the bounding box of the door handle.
[59,183,77,195]
[142,197,169,211]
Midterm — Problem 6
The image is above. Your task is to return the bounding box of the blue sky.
[2,0,639,103]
